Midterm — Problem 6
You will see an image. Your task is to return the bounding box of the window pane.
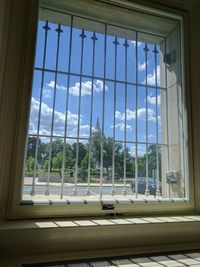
[21,7,186,203]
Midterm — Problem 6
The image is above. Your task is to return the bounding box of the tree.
[126,148,135,178]
[72,142,87,166]
[92,138,123,179]
[52,152,63,170]
[26,156,36,172]
[27,137,38,158]
[26,137,48,167]
[148,144,161,178]
[52,139,63,158]
[81,153,89,170]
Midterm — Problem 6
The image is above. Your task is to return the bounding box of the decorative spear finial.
[80,29,87,39]
[56,23,63,33]
[43,21,51,32]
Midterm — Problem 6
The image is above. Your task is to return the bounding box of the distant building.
[91,117,105,140]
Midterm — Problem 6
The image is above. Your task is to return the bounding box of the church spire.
[96,117,100,129]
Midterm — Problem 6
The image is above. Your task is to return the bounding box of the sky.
[28,18,167,156]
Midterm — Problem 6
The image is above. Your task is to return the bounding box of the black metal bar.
[123,38,129,196]
[135,32,138,198]
[178,24,186,198]
[164,37,171,198]
[30,21,50,196]
[153,44,161,197]
[87,32,98,195]
[144,43,149,196]
[111,36,119,196]
[60,16,74,199]
[100,24,107,198]
[74,29,87,195]
[45,22,63,196]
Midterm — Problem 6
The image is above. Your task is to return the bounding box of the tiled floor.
[23,251,200,267]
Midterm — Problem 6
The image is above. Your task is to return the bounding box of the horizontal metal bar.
[20,197,188,205]
[34,67,167,91]
[27,134,168,146]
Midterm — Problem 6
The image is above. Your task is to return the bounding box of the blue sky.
[28,20,166,155]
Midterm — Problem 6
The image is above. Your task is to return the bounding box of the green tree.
[26,137,48,167]
[52,152,63,170]
[72,142,87,166]
[148,144,161,178]
[26,156,36,172]
[44,159,49,171]
[52,139,63,158]
[81,153,89,170]
[92,138,123,179]
[64,143,75,169]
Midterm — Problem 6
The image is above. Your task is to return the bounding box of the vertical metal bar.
[144,43,149,196]
[176,86,181,184]
[153,45,161,197]
[45,23,63,196]
[60,16,73,199]
[164,38,171,198]
[87,32,97,196]
[111,37,119,196]
[135,32,138,198]
[74,29,87,195]
[176,29,182,198]
[99,24,107,199]
[178,24,187,198]
[30,21,50,196]
[122,39,129,196]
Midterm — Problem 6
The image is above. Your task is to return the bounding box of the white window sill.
[1,214,200,230]
[1,215,200,264]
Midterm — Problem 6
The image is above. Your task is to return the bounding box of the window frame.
[1,0,196,219]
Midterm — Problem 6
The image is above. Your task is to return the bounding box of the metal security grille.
[22,7,185,203]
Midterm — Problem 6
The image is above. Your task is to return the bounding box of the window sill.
[1,215,200,264]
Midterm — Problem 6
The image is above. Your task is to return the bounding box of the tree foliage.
[25,137,161,181]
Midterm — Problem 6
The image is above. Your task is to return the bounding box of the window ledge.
[1,214,200,230]
[1,215,200,263]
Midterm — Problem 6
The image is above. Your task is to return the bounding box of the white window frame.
[1,0,200,264]
[0,0,196,219]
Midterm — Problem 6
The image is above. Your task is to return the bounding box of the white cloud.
[43,88,52,99]
[47,80,67,91]
[126,109,135,120]
[130,40,143,47]
[28,97,90,137]
[138,61,148,71]
[147,95,161,105]
[143,65,160,85]
[115,111,123,120]
[111,122,132,132]
[46,79,108,97]
[115,109,135,121]
[125,124,132,131]
[43,81,67,99]
[69,79,108,96]
[138,108,158,122]
[115,108,160,123]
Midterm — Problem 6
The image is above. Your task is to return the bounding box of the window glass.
[21,6,186,204]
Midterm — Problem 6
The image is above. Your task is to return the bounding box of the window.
[8,0,192,218]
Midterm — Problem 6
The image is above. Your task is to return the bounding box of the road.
[23,184,134,196]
